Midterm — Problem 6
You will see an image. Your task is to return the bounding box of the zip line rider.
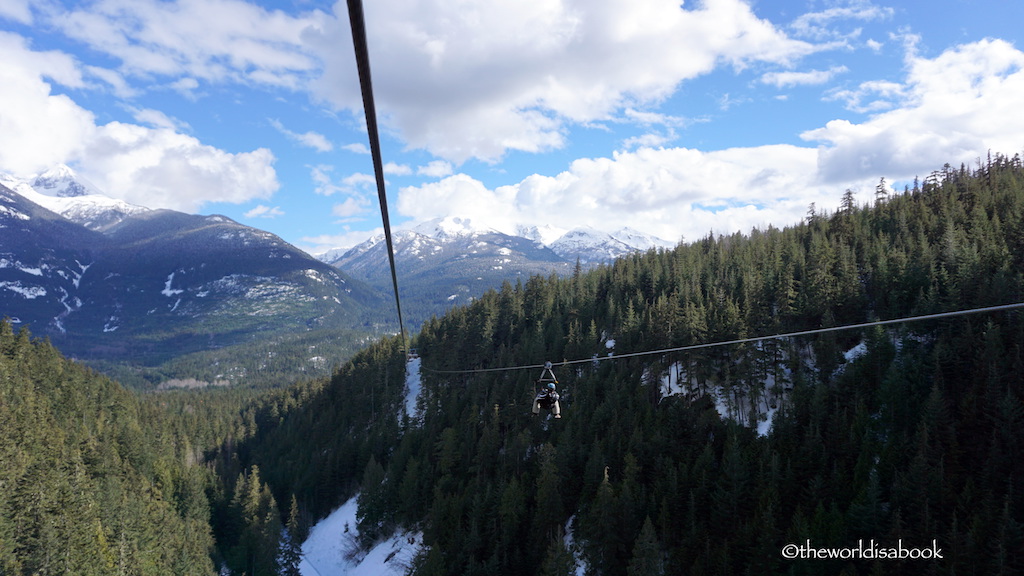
[533,362,561,418]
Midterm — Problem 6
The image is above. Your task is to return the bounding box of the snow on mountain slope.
[0,166,149,231]
[516,223,568,247]
[30,165,103,197]
[412,215,499,238]
[611,227,676,250]
[549,226,634,263]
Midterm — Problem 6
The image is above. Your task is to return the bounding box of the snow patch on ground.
[300,496,421,576]
[655,359,787,438]
[404,358,422,420]
[844,341,867,362]
[564,516,587,576]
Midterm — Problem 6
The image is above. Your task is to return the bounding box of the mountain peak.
[31,164,102,198]
[412,216,499,239]
[4,167,149,231]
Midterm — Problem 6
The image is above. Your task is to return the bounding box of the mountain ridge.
[319,215,675,327]
[0,174,387,387]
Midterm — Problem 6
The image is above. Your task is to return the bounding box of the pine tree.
[627,517,664,576]
[280,495,304,576]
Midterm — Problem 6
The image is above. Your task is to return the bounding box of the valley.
[5,155,1024,574]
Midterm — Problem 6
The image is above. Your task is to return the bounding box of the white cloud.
[761,65,848,88]
[790,3,894,41]
[170,77,200,99]
[311,165,343,195]
[0,0,32,24]
[21,0,821,169]
[417,160,453,178]
[0,34,95,173]
[85,65,137,98]
[804,38,1024,183]
[343,172,376,188]
[245,204,285,218]
[0,33,279,212]
[393,37,1024,245]
[300,226,385,254]
[307,0,816,163]
[384,162,411,176]
[82,122,278,211]
[130,107,189,131]
[270,118,333,152]
[52,0,325,88]
[825,79,905,113]
[332,196,370,219]
[310,165,378,198]
[622,108,690,127]
[397,145,852,243]
[621,131,675,150]
[343,143,370,154]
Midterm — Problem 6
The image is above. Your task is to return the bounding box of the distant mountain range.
[0,165,673,385]
[0,166,384,386]
[318,216,674,326]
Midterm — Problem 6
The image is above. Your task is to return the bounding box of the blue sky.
[1,0,1023,253]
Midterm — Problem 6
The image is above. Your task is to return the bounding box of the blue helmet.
[547,382,556,390]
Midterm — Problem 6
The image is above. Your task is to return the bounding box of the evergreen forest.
[3,154,1024,575]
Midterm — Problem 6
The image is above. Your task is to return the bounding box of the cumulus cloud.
[23,0,820,167]
[82,122,278,211]
[392,37,1024,244]
[52,0,325,88]
[397,145,850,243]
[0,32,280,212]
[0,34,95,173]
[307,0,816,163]
[804,38,1024,183]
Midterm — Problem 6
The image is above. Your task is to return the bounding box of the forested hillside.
[0,322,215,574]
[232,154,1024,575]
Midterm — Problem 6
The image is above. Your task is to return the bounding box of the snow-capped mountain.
[0,181,384,376]
[29,164,103,197]
[549,225,673,264]
[412,216,501,238]
[323,221,571,327]
[0,165,150,231]
[320,216,673,329]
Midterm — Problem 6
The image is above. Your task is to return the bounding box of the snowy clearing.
[300,496,421,576]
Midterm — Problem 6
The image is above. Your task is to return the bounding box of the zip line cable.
[422,301,1024,376]
[346,0,407,351]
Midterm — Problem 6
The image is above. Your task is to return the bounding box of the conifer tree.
[280,495,303,576]
[627,517,663,576]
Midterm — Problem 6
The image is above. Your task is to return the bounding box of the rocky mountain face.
[0,176,385,376]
